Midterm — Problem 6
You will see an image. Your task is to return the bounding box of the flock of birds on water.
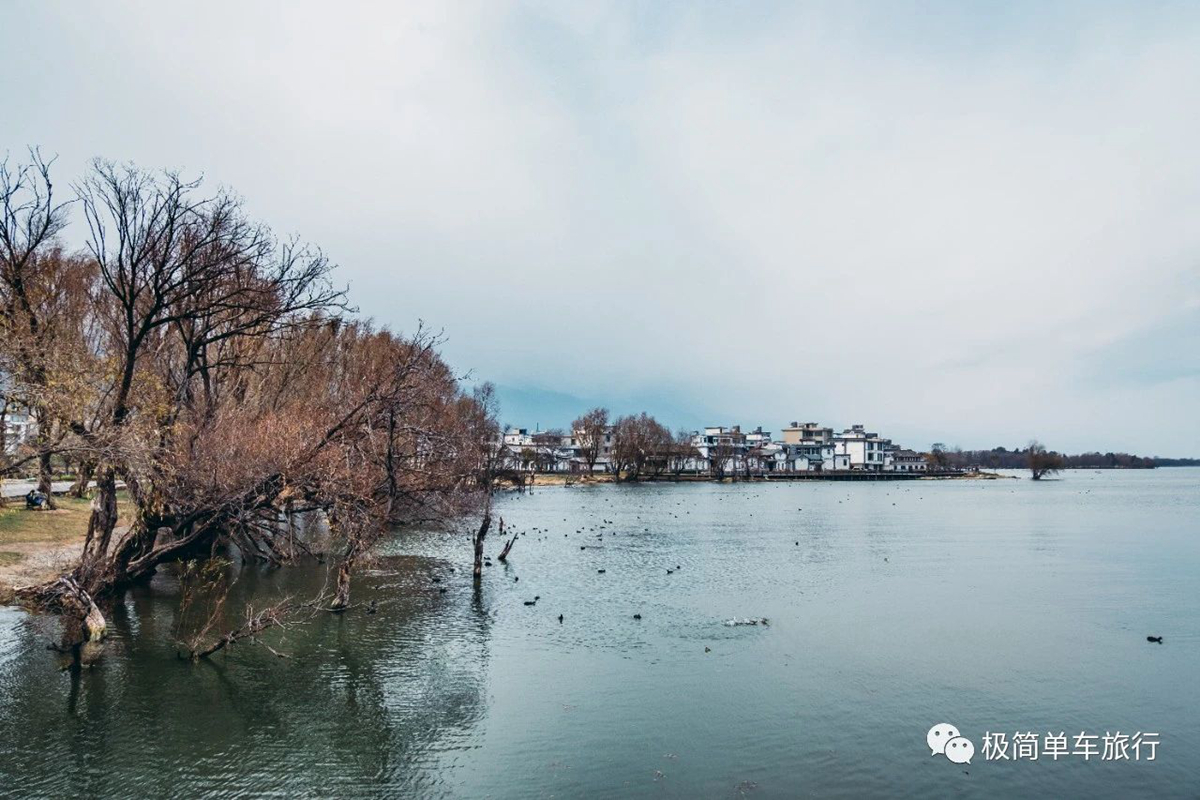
[476,486,923,634]
[405,481,1165,648]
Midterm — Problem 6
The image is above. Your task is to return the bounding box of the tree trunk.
[39,469,287,611]
[70,460,96,498]
[78,468,119,590]
[331,558,354,610]
[32,408,58,510]
[472,511,491,581]
[330,542,360,610]
[497,518,516,562]
[18,576,107,643]
[37,449,57,510]
[81,594,107,641]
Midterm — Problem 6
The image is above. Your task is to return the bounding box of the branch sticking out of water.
[184,597,299,660]
[497,517,517,562]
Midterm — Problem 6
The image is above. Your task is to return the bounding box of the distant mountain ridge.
[489,383,720,433]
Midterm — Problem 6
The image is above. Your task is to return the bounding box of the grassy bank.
[0,493,131,602]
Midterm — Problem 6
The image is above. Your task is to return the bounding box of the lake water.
[1,470,1197,798]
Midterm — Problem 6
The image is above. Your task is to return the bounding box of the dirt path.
[0,537,85,600]
[0,498,111,602]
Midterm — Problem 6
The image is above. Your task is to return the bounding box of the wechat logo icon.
[928,723,974,764]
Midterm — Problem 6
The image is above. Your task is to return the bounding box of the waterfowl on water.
[558,614,564,623]
[524,600,537,606]
[633,613,642,620]
[1147,635,1163,644]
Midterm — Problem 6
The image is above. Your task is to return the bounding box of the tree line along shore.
[0,150,507,658]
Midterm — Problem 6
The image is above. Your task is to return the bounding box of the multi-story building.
[832,424,893,471]
[502,427,534,449]
[780,422,833,445]
[1,405,35,456]
[499,427,577,472]
[690,426,748,474]
[777,441,833,471]
[501,418,927,477]
[888,449,928,472]
[691,426,747,456]
[566,425,614,473]
[744,426,772,447]
[777,421,847,471]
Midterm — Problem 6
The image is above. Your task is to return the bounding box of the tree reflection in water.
[0,554,492,797]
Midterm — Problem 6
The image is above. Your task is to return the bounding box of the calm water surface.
[1,470,1198,797]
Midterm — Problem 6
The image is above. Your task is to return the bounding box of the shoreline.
[515,469,1013,487]
[1,469,1015,601]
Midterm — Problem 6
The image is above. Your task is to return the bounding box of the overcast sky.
[3,2,1198,455]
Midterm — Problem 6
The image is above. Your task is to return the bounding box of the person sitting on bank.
[24,490,46,510]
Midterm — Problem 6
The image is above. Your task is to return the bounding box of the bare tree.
[465,382,503,490]
[0,150,78,507]
[531,428,564,473]
[668,429,699,477]
[643,418,673,477]
[708,441,734,480]
[19,161,491,648]
[610,412,671,481]
[460,382,500,580]
[60,162,345,593]
[928,442,949,470]
[744,445,771,477]
[572,407,609,476]
[1028,439,1064,480]
[609,415,633,480]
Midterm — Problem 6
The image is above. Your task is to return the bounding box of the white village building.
[832,424,893,471]
[1,403,36,456]
[498,418,928,476]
